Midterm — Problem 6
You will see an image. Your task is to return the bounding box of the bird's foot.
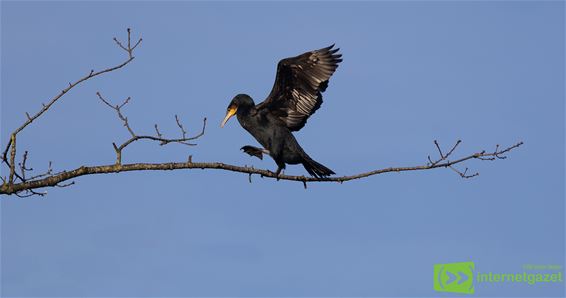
[274,167,284,181]
[241,145,268,160]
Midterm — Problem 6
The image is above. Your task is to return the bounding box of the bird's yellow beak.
[221,106,237,128]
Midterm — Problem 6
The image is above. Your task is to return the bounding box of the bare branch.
[449,166,478,179]
[113,28,142,59]
[18,151,31,180]
[1,28,141,187]
[434,140,444,159]
[8,134,16,183]
[15,192,40,198]
[55,181,75,188]
[27,161,54,181]
[445,139,462,158]
[96,91,207,165]
[425,140,522,179]
[97,92,136,137]
[154,124,163,138]
[0,141,523,195]
[0,28,524,197]
[175,115,187,139]
[428,140,461,166]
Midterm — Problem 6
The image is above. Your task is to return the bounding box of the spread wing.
[256,45,342,131]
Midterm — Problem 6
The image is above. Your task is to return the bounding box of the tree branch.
[96,91,207,165]
[1,28,142,186]
[0,141,523,195]
[0,28,524,197]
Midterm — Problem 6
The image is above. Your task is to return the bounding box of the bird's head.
[221,94,254,128]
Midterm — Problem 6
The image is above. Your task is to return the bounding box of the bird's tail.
[302,154,335,178]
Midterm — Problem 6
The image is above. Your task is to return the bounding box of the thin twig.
[154,125,163,138]
[97,92,136,137]
[97,91,207,165]
[26,161,54,181]
[175,115,187,139]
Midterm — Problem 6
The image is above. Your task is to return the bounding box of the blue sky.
[1,1,564,297]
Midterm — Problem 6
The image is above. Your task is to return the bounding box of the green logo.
[434,262,475,294]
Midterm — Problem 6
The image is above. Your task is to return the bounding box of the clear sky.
[1,1,564,297]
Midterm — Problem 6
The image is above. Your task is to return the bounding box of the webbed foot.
[274,166,284,180]
[241,145,268,160]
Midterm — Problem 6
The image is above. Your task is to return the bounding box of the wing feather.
[256,45,342,131]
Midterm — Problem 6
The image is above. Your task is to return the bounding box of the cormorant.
[221,45,342,178]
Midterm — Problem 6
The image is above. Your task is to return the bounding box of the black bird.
[221,45,342,178]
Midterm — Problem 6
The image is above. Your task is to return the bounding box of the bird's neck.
[237,104,254,116]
